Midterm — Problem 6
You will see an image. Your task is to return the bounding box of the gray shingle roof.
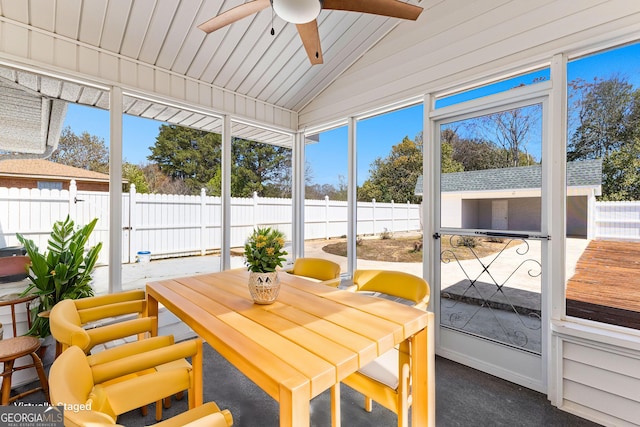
[414,159,602,195]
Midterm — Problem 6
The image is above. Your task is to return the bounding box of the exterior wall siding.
[0,177,109,191]
[560,339,640,426]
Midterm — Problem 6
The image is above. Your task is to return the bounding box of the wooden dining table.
[146,268,434,427]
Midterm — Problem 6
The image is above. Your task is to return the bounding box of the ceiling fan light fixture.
[272,0,321,24]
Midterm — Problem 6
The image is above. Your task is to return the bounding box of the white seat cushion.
[358,348,399,389]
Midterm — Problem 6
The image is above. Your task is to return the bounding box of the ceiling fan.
[198,0,423,65]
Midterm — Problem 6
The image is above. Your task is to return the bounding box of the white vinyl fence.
[0,182,421,264]
[594,201,640,241]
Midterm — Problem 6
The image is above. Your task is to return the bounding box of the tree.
[357,132,465,203]
[148,125,291,196]
[305,175,348,201]
[333,175,348,201]
[231,139,291,198]
[204,167,222,197]
[442,128,506,171]
[357,136,425,203]
[122,162,149,193]
[441,141,464,173]
[568,76,635,160]
[50,126,109,173]
[148,125,222,194]
[142,163,190,195]
[437,129,466,173]
[568,76,640,201]
[600,137,640,201]
[480,105,541,167]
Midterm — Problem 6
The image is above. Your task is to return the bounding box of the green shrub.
[485,236,505,243]
[457,235,479,248]
[380,228,393,240]
[17,216,102,338]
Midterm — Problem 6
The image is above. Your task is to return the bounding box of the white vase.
[248,271,280,304]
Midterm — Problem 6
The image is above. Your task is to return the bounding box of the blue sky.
[306,104,424,187]
[63,105,164,165]
[63,43,640,187]
[63,101,425,187]
[308,70,549,186]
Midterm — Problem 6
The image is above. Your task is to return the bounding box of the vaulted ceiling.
[0,0,423,113]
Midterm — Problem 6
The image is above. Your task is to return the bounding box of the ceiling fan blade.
[323,0,423,20]
[296,21,323,65]
[198,0,271,33]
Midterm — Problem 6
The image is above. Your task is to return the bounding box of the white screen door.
[432,91,549,393]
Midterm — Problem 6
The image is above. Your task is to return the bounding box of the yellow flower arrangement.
[244,227,288,273]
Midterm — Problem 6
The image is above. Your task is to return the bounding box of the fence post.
[390,200,395,233]
[68,179,77,220]
[372,199,376,235]
[201,188,207,256]
[325,196,330,239]
[253,192,259,229]
[407,200,411,232]
[587,189,596,239]
[129,184,136,264]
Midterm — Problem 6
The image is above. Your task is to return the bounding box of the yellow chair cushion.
[94,369,191,419]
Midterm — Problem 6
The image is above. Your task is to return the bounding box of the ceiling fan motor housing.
[200,0,421,66]
[271,0,323,24]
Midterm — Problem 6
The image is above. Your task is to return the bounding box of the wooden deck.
[566,240,640,329]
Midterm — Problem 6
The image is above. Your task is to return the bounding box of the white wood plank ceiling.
[0,66,292,147]
[0,0,415,113]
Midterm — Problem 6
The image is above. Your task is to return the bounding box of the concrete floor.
[16,347,599,426]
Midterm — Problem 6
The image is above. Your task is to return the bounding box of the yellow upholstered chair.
[342,269,431,427]
[50,290,153,354]
[49,290,191,420]
[348,269,429,310]
[286,257,341,287]
[49,339,207,425]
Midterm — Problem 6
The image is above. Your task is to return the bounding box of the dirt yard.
[322,235,520,262]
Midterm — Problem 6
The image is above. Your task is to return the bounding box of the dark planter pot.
[37,336,56,367]
[0,246,26,257]
[0,255,30,283]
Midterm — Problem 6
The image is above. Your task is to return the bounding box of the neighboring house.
[415,159,602,238]
[0,159,114,191]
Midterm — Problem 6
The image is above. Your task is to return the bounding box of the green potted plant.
[244,227,287,304]
[16,215,102,338]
